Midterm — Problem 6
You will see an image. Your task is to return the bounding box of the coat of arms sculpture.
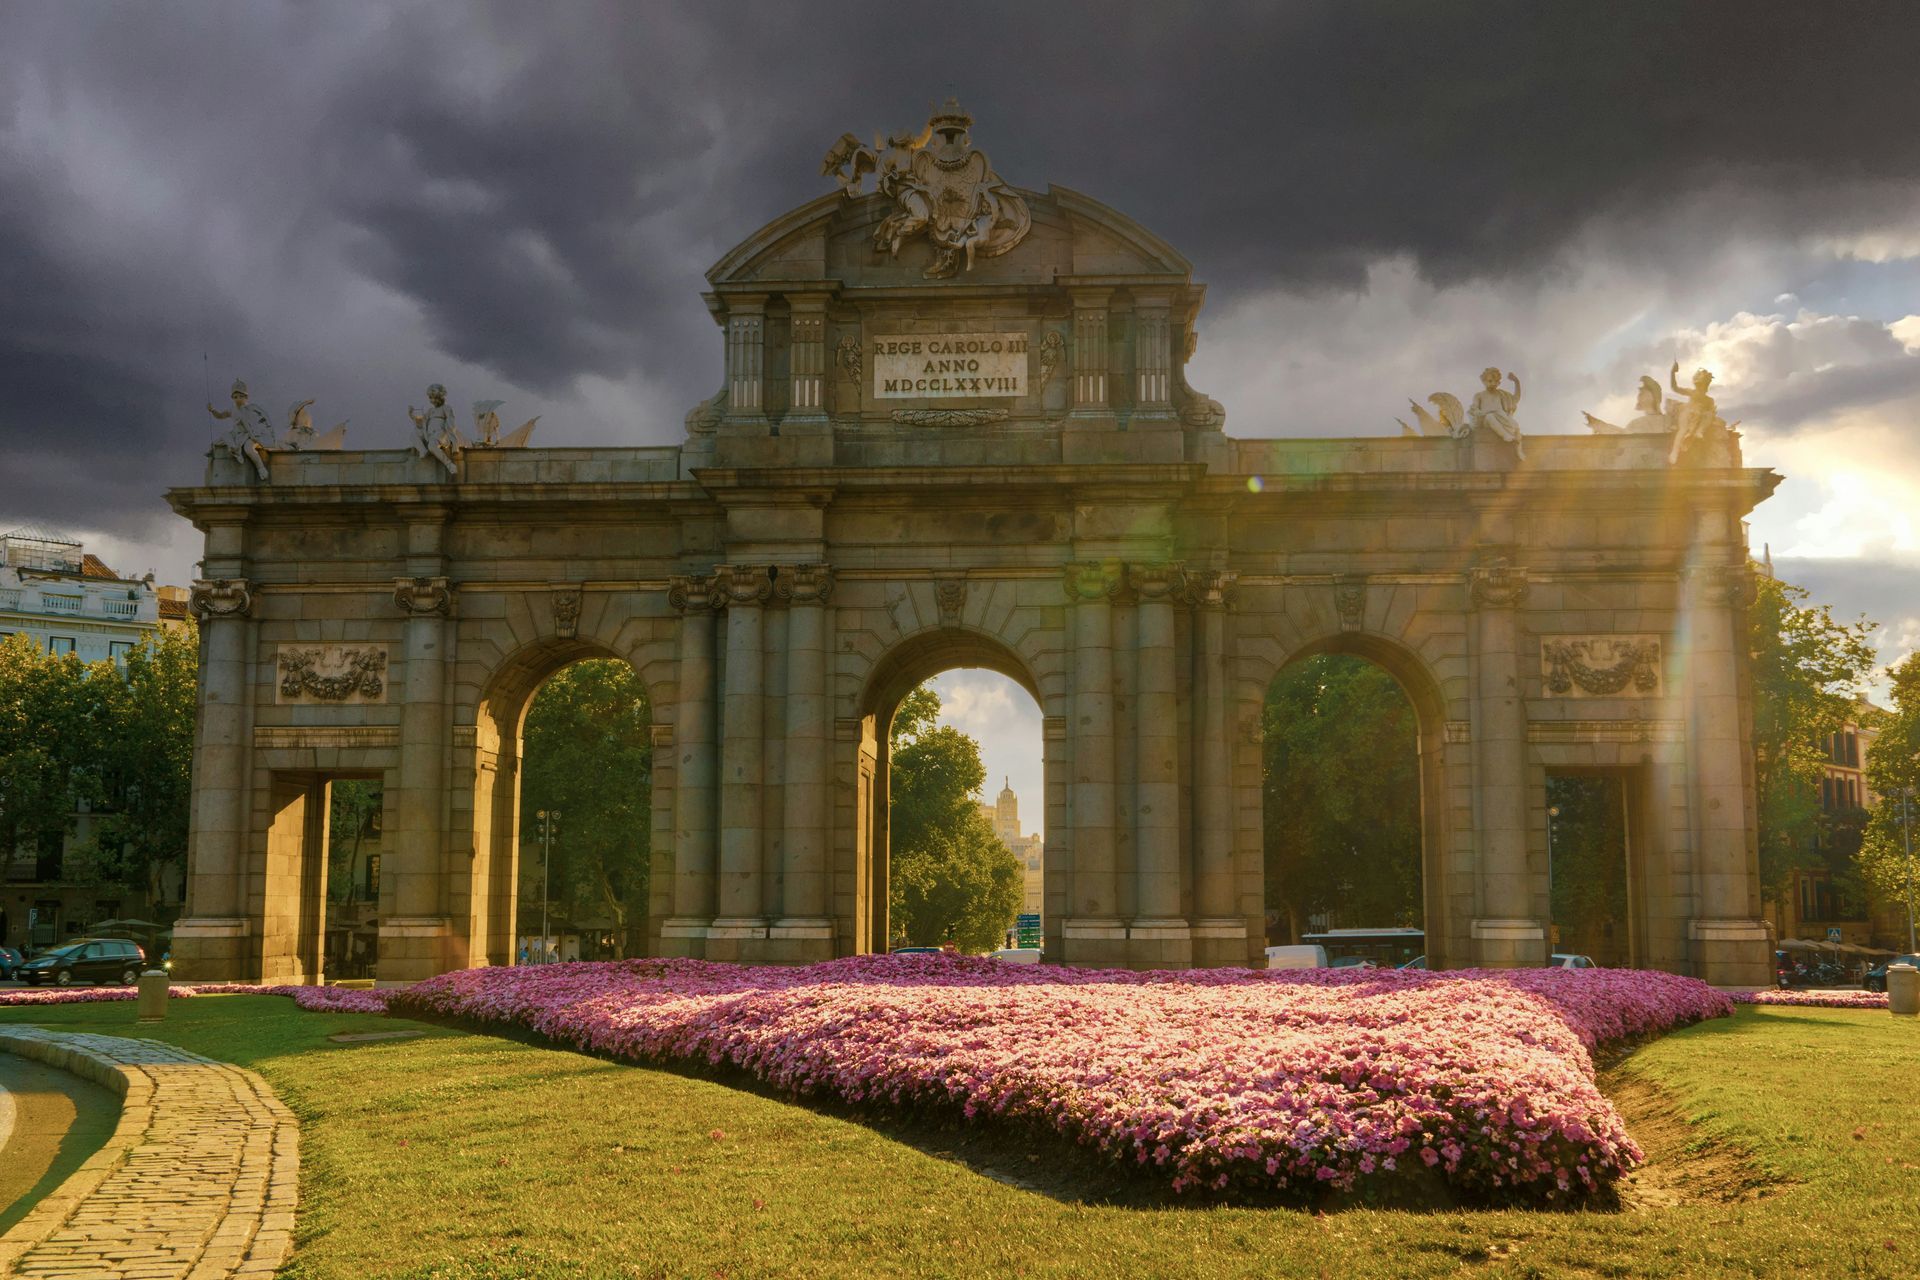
[823,99,1032,279]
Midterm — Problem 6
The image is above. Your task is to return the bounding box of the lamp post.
[1546,804,1561,949]
[535,809,559,964]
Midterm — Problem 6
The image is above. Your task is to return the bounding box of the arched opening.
[853,631,1046,956]
[471,640,652,967]
[1545,772,1637,967]
[1261,639,1446,968]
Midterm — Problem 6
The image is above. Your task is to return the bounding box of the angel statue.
[1396,392,1468,438]
[206,378,274,481]
[1666,363,1740,464]
[471,400,539,448]
[820,132,878,194]
[281,398,348,451]
[1581,375,1669,435]
[408,383,463,475]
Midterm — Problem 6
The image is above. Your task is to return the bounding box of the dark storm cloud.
[2,0,1919,556]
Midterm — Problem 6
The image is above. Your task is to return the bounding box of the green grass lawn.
[1,997,1915,1279]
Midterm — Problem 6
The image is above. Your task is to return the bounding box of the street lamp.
[535,809,560,964]
[1546,805,1561,947]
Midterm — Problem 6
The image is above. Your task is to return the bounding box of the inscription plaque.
[873,332,1027,399]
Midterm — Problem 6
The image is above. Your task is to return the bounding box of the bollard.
[136,968,170,1023]
[1889,963,1919,1017]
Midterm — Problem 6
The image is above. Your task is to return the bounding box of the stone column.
[1069,289,1113,424]
[1683,562,1770,984]
[773,564,834,960]
[172,574,255,980]
[1131,290,1174,421]
[1063,561,1124,960]
[1188,570,1243,963]
[722,295,768,428]
[786,298,829,425]
[386,571,454,982]
[1128,563,1188,963]
[1467,557,1543,967]
[713,564,772,946]
[662,574,717,953]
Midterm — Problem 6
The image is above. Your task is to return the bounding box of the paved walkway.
[0,1028,297,1279]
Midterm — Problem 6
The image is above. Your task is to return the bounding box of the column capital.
[188,577,253,619]
[1064,559,1121,602]
[1682,562,1755,608]
[774,563,833,605]
[667,573,716,613]
[1127,562,1183,602]
[1468,557,1529,609]
[714,563,773,607]
[393,575,454,617]
[1184,568,1238,609]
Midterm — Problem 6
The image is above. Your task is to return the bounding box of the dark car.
[1864,954,1920,993]
[18,938,147,987]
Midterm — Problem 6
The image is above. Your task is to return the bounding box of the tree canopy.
[0,628,197,900]
[1746,574,1879,905]
[1262,654,1422,940]
[887,682,1023,952]
[1860,654,1920,946]
[518,659,653,955]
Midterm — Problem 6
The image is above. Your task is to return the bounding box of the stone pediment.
[706,185,1191,289]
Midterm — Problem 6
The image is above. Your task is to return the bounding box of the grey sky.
[3,2,1918,787]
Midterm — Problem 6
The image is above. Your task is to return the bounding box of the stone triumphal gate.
[169,106,1776,986]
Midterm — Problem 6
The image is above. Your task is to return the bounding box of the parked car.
[1397,955,1428,970]
[1328,956,1376,970]
[0,946,22,979]
[1863,954,1920,993]
[1547,953,1596,969]
[17,938,147,987]
[889,946,944,956]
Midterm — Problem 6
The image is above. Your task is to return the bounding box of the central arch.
[850,627,1046,955]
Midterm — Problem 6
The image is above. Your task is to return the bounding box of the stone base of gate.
[1127,919,1194,970]
[1059,918,1130,968]
[702,918,770,964]
[1689,918,1772,988]
[657,918,711,960]
[168,917,253,982]
[1192,919,1251,969]
[375,916,458,986]
[1470,918,1547,969]
[765,920,836,964]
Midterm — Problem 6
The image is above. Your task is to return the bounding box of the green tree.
[0,633,100,872]
[519,659,652,956]
[76,627,198,901]
[1861,655,1920,949]
[1262,654,1421,940]
[886,682,1022,951]
[326,779,383,907]
[1747,575,1878,906]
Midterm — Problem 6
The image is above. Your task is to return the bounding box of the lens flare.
[1246,475,1265,493]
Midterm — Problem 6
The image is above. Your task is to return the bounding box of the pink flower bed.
[1734,989,1889,1009]
[0,983,391,1014]
[391,956,1730,1202]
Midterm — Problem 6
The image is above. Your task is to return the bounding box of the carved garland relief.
[1540,636,1663,698]
[275,645,389,704]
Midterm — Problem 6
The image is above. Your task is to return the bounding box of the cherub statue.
[282,398,347,451]
[206,378,274,480]
[1667,362,1739,464]
[1469,367,1524,458]
[471,400,539,448]
[1581,375,1669,435]
[820,132,878,193]
[408,383,462,475]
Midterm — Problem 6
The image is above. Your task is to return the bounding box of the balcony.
[40,595,83,615]
[0,589,19,611]
[102,599,138,619]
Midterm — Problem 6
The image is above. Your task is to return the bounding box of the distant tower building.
[995,777,1020,847]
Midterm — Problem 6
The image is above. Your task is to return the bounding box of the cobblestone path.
[0,1028,297,1279]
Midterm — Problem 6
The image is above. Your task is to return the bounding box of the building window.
[1845,731,1859,768]
[109,640,132,662]
[48,636,75,655]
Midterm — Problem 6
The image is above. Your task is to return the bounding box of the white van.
[1264,944,1328,970]
[989,947,1042,965]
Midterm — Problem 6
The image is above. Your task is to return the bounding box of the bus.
[1301,927,1425,969]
